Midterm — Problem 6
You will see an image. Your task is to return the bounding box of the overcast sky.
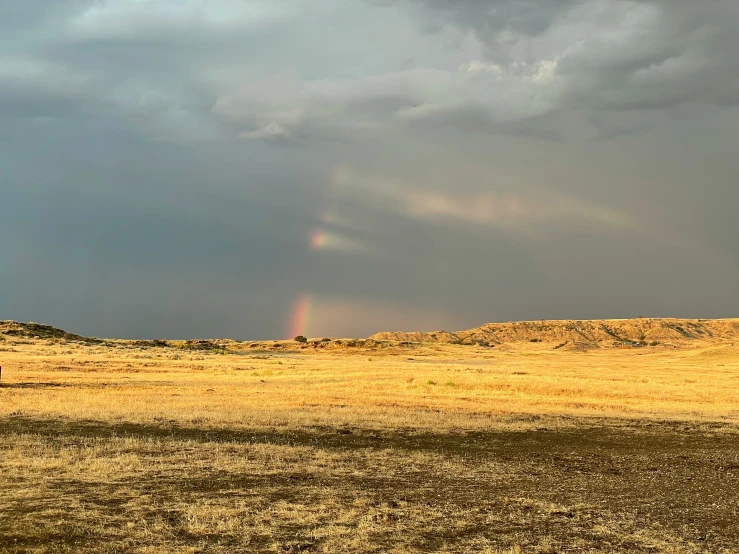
[2,0,738,339]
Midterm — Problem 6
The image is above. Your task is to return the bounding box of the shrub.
[294,335,307,343]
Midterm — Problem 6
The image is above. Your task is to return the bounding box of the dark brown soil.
[1,416,738,553]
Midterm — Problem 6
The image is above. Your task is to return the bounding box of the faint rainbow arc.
[288,294,313,339]
[289,166,357,338]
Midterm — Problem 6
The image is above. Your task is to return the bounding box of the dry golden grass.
[1,334,739,553]
[2,338,738,430]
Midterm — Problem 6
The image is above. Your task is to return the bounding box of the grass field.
[1,333,739,553]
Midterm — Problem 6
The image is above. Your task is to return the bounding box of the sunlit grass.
[1,337,738,552]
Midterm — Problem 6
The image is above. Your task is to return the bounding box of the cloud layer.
[1,0,738,339]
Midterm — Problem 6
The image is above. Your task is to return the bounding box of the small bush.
[294,335,307,343]
[650,341,660,346]
[530,338,541,343]
[321,338,332,342]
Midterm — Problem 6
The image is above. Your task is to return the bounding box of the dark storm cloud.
[371,0,739,131]
[1,0,737,339]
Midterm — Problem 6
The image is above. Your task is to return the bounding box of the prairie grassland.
[1,337,739,553]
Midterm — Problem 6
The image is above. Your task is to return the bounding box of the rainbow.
[286,166,360,339]
[310,229,329,250]
[288,294,313,338]
[309,228,363,253]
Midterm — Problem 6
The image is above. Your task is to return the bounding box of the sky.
[1,0,738,340]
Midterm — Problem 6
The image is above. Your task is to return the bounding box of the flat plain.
[1,320,739,553]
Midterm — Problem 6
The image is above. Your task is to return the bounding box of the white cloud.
[329,165,634,237]
[530,59,558,85]
[239,121,294,141]
[461,60,504,78]
[66,0,294,40]
[213,61,569,140]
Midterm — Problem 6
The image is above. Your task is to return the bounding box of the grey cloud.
[368,0,739,137]
[400,0,583,49]
[212,63,564,143]
[554,2,739,111]
[0,2,91,37]
[214,0,739,145]
[1,0,738,339]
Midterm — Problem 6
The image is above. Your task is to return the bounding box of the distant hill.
[4,318,739,352]
[0,320,103,344]
[0,321,230,350]
[370,318,739,350]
